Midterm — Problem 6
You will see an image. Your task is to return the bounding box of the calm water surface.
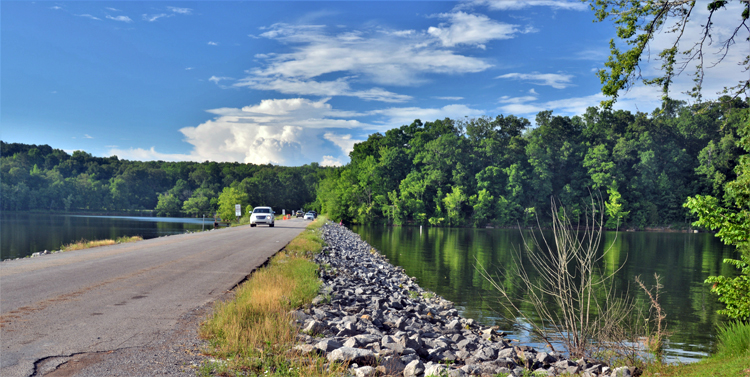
[1,212,208,260]
[351,225,739,362]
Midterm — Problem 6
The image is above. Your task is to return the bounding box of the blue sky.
[2,1,746,166]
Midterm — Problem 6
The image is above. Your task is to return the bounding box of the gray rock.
[303,320,325,335]
[497,347,516,359]
[292,344,320,356]
[327,347,377,366]
[376,356,406,376]
[403,359,425,377]
[316,339,343,353]
[456,338,477,351]
[354,365,376,377]
[474,346,497,361]
[423,363,446,377]
[447,368,465,377]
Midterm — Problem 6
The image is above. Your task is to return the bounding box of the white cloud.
[109,147,198,162]
[77,14,101,21]
[185,67,194,70]
[496,72,574,89]
[143,13,170,22]
[209,76,233,84]
[168,6,192,15]
[320,155,345,167]
[106,7,121,12]
[497,86,664,118]
[50,6,63,10]
[324,132,361,156]
[208,41,218,46]
[427,11,523,48]
[435,96,464,100]
[106,15,132,23]
[236,77,412,103]
[250,22,492,88]
[468,0,587,11]
[369,104,486,130]
[84,134,93,139]
[499,95,538,104]
[111,98,371,165]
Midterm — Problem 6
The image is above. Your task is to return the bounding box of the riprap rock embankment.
[291,223,635,377]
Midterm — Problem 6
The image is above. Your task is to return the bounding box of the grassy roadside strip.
[199,216,347,377]
[62,236,143,251]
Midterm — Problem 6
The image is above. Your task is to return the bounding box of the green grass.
[639,321,750,377]
[716,321,750,357]
[639,354,750,377]
[199,216,347,377]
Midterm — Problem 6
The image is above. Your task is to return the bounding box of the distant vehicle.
[250,207,275,227]
[296,210,304,218]
[304,212,315,221]
[310,211,318,218]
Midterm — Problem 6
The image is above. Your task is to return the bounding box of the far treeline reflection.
[352,225,738,361]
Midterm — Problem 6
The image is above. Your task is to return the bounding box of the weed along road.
[0,219,309,377]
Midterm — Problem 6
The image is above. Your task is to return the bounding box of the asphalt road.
[0,218,310,377]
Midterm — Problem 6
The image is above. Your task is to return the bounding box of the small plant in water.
[636,273,668,363]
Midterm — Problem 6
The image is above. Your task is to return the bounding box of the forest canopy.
[2,97,747,228]
[0,142,327,218]
[316,97,748,229]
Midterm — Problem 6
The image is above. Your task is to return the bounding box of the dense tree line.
[317,98,749,229]
[0,142,327,217]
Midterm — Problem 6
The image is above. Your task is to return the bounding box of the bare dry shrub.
[636,273,668,363]
[478,197,638,359]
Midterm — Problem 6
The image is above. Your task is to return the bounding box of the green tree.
[217,187,249,223]
[155,193,182,217]
[588,0,749,107]
[471,189,494,227]
[685,111,750,320]
[442,186,467,226]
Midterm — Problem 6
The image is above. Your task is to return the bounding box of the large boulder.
[326,347,377,366]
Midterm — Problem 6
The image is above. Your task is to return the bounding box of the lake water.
[0,212,209,260]
[351,225,739,362]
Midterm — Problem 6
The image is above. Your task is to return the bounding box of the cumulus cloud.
[320,155,345,167]
[208,41,219,46]
[324,133,361,156]
[84,134,94,139]
[496,72,574,89]
[110,98,372,166]
[106,15,132,23]
[427,11,524,48]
